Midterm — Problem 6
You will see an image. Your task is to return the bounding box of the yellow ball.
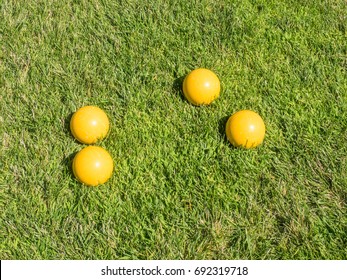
[72,146,113,186]
[226,110,266,149]
[183,68,220,105]
[70,106,110,144]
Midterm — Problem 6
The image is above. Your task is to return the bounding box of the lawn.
[0,0,346,259]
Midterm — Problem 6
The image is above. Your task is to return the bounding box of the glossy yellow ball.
[183,68,220,105]
[70,106,110,144]
[226,110,265,149]
[72,146,113,186]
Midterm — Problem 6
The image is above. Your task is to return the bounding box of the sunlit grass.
[0,0,346,259]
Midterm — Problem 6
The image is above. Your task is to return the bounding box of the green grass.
[1,0,346,259]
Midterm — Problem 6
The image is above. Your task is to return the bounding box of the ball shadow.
[64,112,75,140]
[171,75,186,102]
[61,151,78,180]
[219,115,235,148]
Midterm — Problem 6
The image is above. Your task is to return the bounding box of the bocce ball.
[226,110,265,149]
[70,105,110,144]
[183,68,220,105]
[72,146,113,186]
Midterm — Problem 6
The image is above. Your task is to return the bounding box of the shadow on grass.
[64,112,75,140]
[275,214,287,234]
[219,115,231,144]
[61,151,78,181]
[171,75,186,103]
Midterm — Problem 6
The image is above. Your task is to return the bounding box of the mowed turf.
[0,0,346,259]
